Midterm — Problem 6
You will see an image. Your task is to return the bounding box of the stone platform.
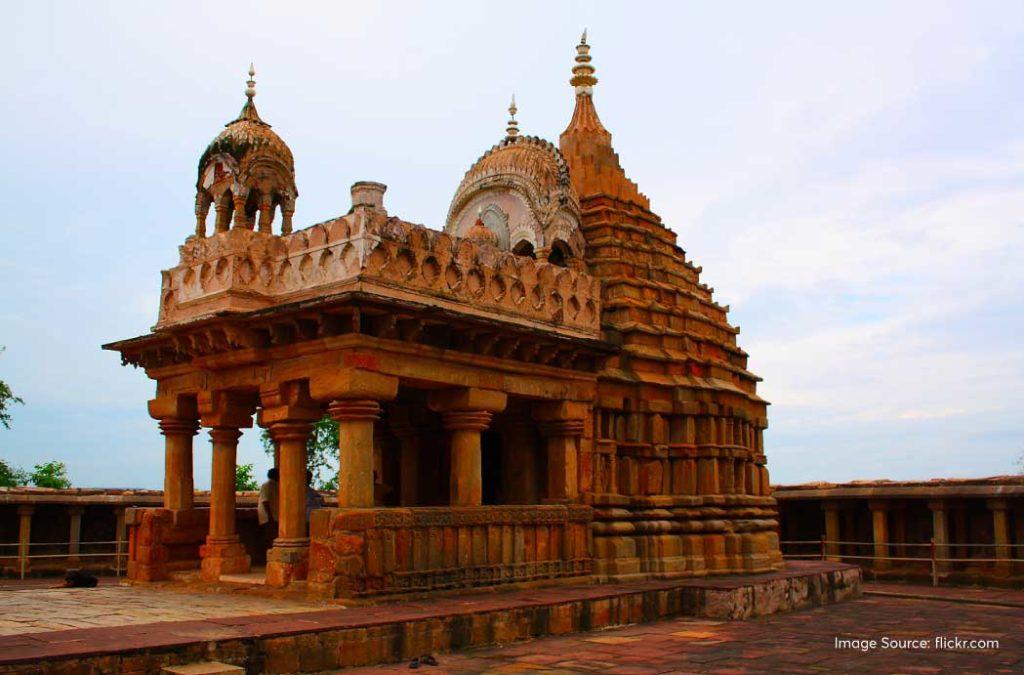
[0,561,858,673]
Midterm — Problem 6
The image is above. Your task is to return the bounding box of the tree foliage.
[0,347,23,430]
[260,414,339,491]
[0,458,29,487]
[235,463,259,491]
[29,461,72,489]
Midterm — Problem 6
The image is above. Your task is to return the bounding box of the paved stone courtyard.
[0,584,318,635]
[343,591,1023,674]
[0,581,1021,672]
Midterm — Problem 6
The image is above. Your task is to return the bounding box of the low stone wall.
[308,504,593,598]
[126,507,209,581]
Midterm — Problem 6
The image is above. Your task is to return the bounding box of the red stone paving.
[343,593,1024,674]
[865,582,1024,607]
[0,562,848,667]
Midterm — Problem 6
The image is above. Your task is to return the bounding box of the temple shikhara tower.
[106,35,782,595]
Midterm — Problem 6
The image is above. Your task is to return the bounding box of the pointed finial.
[233,63,265,124]
[245,63,256,100]
[570,31,597,96]
[506,94,519,138]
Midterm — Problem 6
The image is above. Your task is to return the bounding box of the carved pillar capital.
[208,427,243,445]
[267,420,315,442]
[327,399,382,422]
[537,419,586,437]
[441,410,494,432]
[158,418,199,437]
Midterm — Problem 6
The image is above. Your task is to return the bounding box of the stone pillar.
[534,401,588,503]
[232,192,249,230]
[194,190,211,237]
[150,393,201,512]
[822,502,841,561]
[115,507,127,570]
[198,391,256,581]
[310,367,399,508]
[257,194,274,234]
[214,196,231,233]
[68,506,84,567]
[869,500,890,571]
[429,388,508,507]
[259,380,324,588]
[280,196,295,235]
[200,428,250,580]
[158,419,199,511]
[329,400,381,508]
[264,421,313,586]
[988,498,1011,575]
[443,411,492,507]
[17,506,33,576]
[928,500,950,574]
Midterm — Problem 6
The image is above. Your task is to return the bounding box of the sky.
[1,1,1023,489]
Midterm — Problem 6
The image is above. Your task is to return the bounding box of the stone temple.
[105,34,783,596]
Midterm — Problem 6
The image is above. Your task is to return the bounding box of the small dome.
[446,134,584,263]
[197,109,295,184]
[193,66,298,237]
[466,215,500,246]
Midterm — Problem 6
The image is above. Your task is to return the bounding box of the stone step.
[162,662,244,674]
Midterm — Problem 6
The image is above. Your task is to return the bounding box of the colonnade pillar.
[150,395,200,512]
[68,506,84,567]
[158,419,198,510]
[329,400,381,507]
[259,381,323,587]
[311,368,399,510]
[822,502,841,561]
[17,506,33,575]
[869,500,890,571]
[534,401,588,503]
[198,390,257,581]
[928,500,950,574]
[988,498,1011,575]
[428,388,507,507]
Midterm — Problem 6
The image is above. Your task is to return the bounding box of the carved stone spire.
[506,94,519,138]
[559,33,647,208]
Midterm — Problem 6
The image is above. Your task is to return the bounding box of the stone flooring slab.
[0,585,320,635]
[343,593,1024,673]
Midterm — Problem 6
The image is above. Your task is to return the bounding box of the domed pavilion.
[106,36,782,595]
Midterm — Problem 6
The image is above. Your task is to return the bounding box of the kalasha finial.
[245,63,256,100]
[506,94,519,138]
[234,63,264,124]
[570,30,597,96]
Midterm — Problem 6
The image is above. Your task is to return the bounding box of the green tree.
[30,461,71,489]
[0,458,28,487]
[260,414,339,491]
[235,463,259,491]
[0,347,24,430]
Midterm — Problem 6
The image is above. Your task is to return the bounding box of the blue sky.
[1,1,1022,488]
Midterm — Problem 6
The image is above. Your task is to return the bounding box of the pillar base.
[199,537,251,581]
[266,539,309,587]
